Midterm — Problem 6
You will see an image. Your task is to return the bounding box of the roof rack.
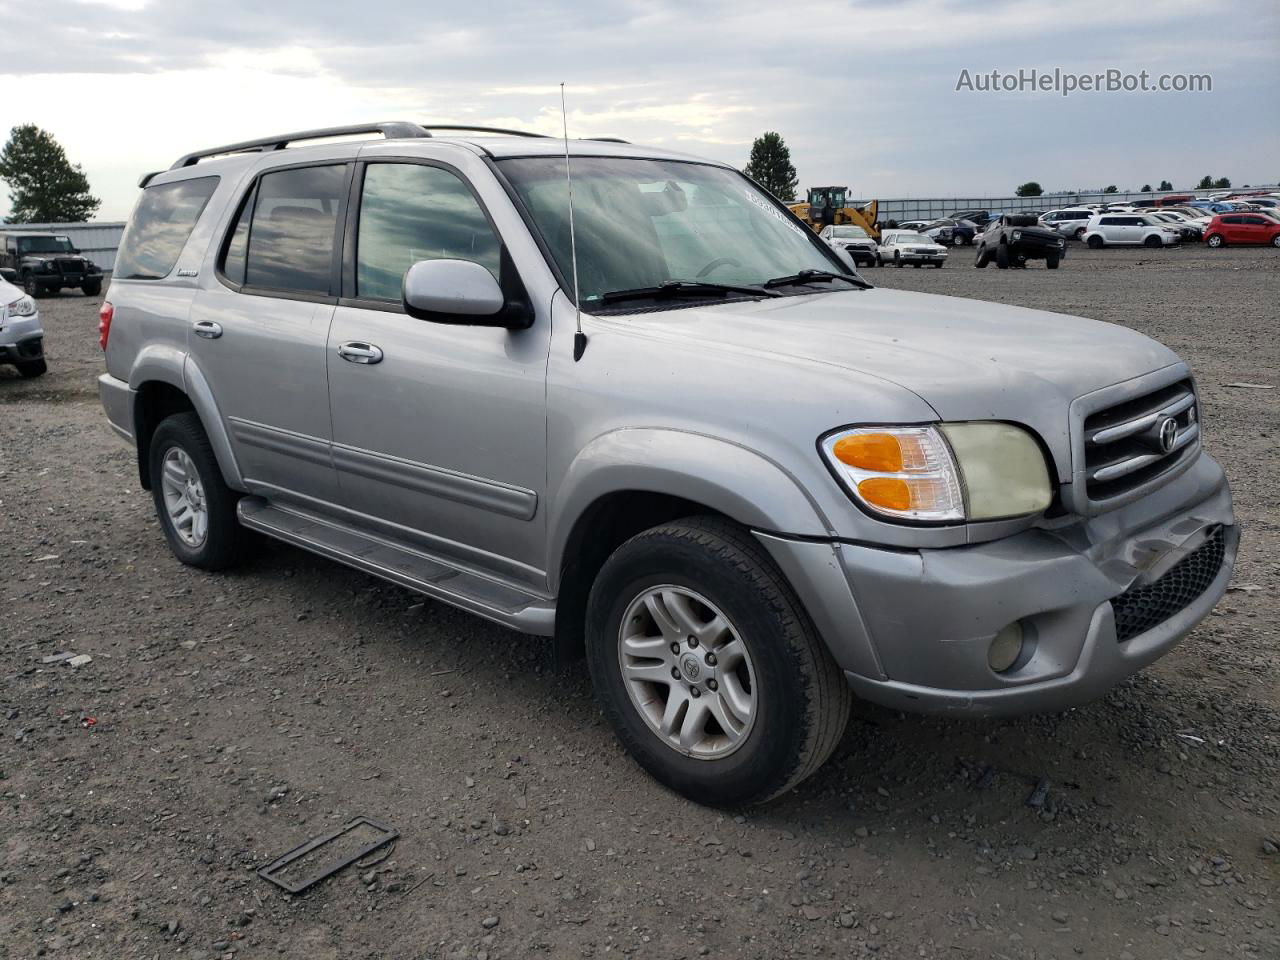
[169,122,430,169]
[167,121,631,171]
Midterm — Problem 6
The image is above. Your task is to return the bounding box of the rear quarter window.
[115,177,219,280]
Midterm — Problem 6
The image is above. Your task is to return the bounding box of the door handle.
[337,341,384,364]
[192,320,223,340]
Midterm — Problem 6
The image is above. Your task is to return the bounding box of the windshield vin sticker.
[744,190,808,239]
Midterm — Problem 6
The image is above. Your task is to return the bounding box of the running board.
[236,497,555,635]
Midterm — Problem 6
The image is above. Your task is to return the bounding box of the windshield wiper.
[599,280,780,305]
[763,269,871,290]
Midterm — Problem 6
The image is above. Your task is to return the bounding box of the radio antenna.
[561,83,587,361]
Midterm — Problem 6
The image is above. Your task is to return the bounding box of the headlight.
[820,423,1052,523]
[1011,230,1022,240]
[6,295,36,317]
[41,261,58,272]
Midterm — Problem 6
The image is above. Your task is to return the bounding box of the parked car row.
[820,225,949,267]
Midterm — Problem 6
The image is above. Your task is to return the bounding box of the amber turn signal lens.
[857,476,912,511]
[832,433,903,472]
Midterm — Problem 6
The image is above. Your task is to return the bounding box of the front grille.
[57,258,85,274]
[1082,379,1199,504]
[1111,526,1226,642]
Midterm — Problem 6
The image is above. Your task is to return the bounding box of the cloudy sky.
[2,0,1277,220]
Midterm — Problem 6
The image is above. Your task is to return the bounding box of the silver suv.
[98,123,1237,805]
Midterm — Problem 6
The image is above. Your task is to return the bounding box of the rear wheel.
[586,517,851,807]
[1271,234,1280,247]
[15,359,47,378]
[148,412,248,571]
[1074,226,1087,239]
[1087,235,1105,249]
[82,279,102,297]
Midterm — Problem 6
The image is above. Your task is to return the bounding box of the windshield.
[497,157,843,305]
[16,235,75,254]
[891,233,932,244]
[831,226,869,238]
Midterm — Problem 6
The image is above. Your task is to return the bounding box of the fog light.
[988,622,1024,673]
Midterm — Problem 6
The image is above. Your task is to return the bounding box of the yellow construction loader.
[788,187,879,239]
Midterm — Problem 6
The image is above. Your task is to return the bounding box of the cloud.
[2,0,1277,219]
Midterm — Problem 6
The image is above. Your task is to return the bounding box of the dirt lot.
[1,245,1277,960]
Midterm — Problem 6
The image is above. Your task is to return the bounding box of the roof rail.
[422,125,628,143]
[169,122,430,169]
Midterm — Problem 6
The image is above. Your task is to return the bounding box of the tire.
[1045,253,1060,270]
[974,247,990,268]
[148,412,248,571]
[22,273,45,298]
[952,234,964,246]
[1271,234,1280,248]
[1087,235,1105,249]
[1205,234,1223,248]
[933,261,944,268]
[82,280,102,297]
[996,243,1010,269]
[16,358,47,378]
[585,516,851,807]
[894,252,902,268]
[1143,234,1162,248]
[912,262,921,268]
[1074,226,1087,239]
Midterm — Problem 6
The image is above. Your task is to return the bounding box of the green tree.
[1158,179,1173,191]
[1212,176,1231,189]
[0,124,100,223]
[1015,181,1043,197]
[1140,183,1152,193]
[743,132,798,202]
[1103,185,1119,193]
[1196,175,1214,189]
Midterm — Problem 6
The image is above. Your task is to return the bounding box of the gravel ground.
[1,244,1277,960]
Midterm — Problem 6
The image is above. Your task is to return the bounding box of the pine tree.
[0,125,100,223]
[743,132,798,202]
[1158,180,1173,191]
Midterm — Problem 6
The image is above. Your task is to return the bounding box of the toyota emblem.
[1157,416,1178,454]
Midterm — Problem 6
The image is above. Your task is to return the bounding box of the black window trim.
[214,158,354,306]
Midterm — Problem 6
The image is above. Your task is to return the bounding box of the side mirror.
[402,258,531,329]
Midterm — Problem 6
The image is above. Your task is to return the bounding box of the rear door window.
[115,177,219,280]
[220,164,348,296]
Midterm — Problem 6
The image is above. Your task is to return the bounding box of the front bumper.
[898,252,947,263]
[758,451,1236,716]
[0,314,44,363]
[1010,239,1067,258]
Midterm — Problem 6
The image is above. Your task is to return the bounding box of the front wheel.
[16,358,47,378]
[22,273,45,298]
[148,412,248,571]
[1143,234,1163,248]
[82,280,102,297]
[1205,234,1223,248]
[1045,253,1060,269]
[974,247,990,268]
[894,252,903,268]
[996,244,1011,268]
[586,517,851,807]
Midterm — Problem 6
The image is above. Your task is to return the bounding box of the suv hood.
[627,288,1180,482]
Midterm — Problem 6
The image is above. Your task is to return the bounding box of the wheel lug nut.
[671,667,681,680]
[704,653,717,666]
[687,635,699,648]
[690,687,701,698]
[670,642,680,655]
[708,679,718,691]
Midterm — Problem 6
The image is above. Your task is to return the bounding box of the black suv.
[0,232,104,298]
[974,214,1067,269]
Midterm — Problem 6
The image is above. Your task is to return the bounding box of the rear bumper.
[758,451,1235,716]
[98,373,136,442]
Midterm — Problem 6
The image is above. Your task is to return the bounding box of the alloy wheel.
[617,585,757,759]
[160,447,209,547]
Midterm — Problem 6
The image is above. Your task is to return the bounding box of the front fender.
[546,427,833,586]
